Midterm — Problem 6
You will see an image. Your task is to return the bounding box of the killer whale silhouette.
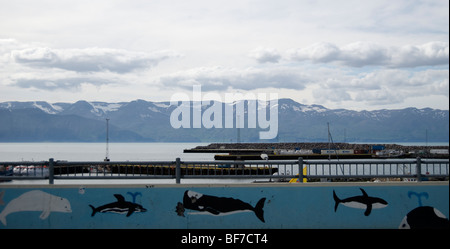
[89,194,147,217]
[399,191,449,229]
[399,206,449,229]
[180,190,266,222]
[333,188,388,216]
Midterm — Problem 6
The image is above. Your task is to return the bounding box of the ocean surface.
[0,142,214,162]
[0,142,447,162]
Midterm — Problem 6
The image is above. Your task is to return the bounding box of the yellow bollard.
[289,166,307,183]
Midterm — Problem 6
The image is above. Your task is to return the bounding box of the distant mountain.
[0,99,448,142]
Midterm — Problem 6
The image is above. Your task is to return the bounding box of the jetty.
[52,163,277,176]
[184,142,449,160]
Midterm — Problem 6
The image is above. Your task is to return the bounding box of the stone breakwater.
[194,142,449,153]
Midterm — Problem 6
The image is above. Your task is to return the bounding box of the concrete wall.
[0,182,448,229]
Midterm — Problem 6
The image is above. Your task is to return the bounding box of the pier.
[184,142,450,160]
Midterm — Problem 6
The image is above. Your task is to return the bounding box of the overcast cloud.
[0,0,448,111]
[158,66,313,92]
[11,47,180,73]
[287,41,449,68]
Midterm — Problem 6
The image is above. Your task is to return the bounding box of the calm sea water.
[0,142,214,162]
[0,142,447,162]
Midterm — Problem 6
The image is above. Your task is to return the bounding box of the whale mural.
[176,190,266,223]
[333,188,388,216]
[0,183,447,229]
[399,191,449,229]
[399,206,449,229]
[89,194,147,217]
[0,190,72,226]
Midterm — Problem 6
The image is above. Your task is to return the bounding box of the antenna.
[327,122,331,160]
[105,118,110,161]
[343,128,346,143]
[237,114,241,143]
[327,122,344,175]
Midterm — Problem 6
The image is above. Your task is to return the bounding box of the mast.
[105,118,110,161]
[327,122,331,160]
[237,114,241,143]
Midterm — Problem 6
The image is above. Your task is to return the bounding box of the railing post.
[416,157,422,182]
[49,158,54,185]
[175,157,181,184]
[298,157,304,183]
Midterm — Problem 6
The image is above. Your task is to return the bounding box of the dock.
[213,153,373,160]
[184,142,449,160]
[52,163,278,176]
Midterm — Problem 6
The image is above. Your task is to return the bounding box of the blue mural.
[0,183,448,229]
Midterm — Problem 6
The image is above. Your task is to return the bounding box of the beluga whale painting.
[176,190,266,223]
[0,190,72,226]
[333,188,388,216]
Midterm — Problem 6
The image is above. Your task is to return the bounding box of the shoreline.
[192,142,449,151]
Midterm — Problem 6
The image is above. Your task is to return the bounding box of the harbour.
[185,142,450,160]
[1,142,449,230]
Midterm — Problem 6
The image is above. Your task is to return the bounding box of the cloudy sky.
[0,0,448,110]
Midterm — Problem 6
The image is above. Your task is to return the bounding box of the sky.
[0,0,448,111]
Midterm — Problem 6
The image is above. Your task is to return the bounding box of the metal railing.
[1,157,448,184]
[304,158,449,181]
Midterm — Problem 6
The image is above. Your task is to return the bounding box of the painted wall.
[0,182,448,229]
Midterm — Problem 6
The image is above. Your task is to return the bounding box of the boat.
[12,165,49,177]
[0,166,13,176]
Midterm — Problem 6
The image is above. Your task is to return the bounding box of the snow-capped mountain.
[0,99,448,142]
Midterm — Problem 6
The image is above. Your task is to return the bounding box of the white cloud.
[390,42,449,67]
[314,68,449,108]
[10,47,180,73]
[0,1,448,111]
[248,47,281,63]
[288,41,449,68]
[1,42,179,91]
[158,63,448,109]
[288,42,340,63]
[339,42,389,67]
[158,66,314,92]
[5,68,126,91]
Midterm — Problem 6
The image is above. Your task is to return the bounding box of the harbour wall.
[0,182,448,229]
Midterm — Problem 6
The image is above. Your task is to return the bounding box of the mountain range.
[0,99,448,142]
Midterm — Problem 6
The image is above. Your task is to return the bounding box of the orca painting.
[89,194,147,217]
[399,206,449,229]
[176,190,266,223]
[333,188,388,216]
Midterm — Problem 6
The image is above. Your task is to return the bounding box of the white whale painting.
[0,190,72,226]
